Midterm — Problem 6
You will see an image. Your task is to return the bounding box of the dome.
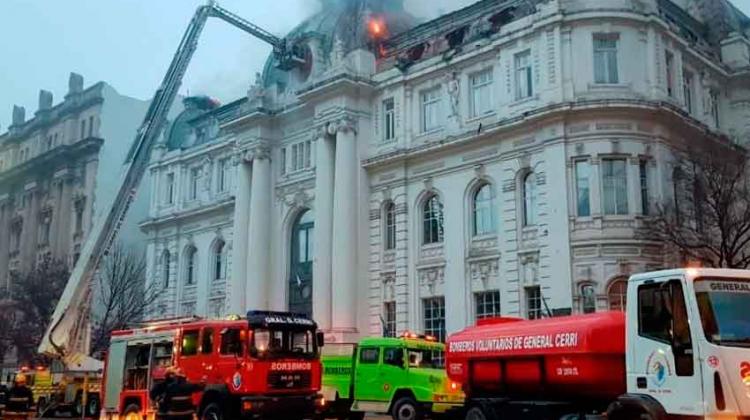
[165,96,220,150]
[261,0,417,89]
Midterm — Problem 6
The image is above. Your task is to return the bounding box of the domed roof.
[261,0,417,88]
[165,96,220,150]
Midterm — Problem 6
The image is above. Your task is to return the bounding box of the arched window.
[162,250,171,288]
[608,278,628,311]
[213,240,225,281]
[523,172,537,226]
[184,246,197,285]
[473,183,495,236]
[290,209,314,316]
[423,195,444,245]
[384,201,396,250]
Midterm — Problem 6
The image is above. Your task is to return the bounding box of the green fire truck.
[320,333,464,420]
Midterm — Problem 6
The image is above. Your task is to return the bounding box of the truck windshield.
[407,348,444,369]
[251,328,317,359]
[695,278,750,347]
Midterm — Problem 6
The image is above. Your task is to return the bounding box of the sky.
[1,0,749,130]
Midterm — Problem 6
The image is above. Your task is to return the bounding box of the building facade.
[142,0,750,342]
[0,73,153,375]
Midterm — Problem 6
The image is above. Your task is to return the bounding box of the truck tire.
[201,402,224,420]
[122,403,143,420]
[464,405,496,420]
[391,397,422,420]
[86,394,101,417]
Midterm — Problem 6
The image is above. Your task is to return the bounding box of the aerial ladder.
[35,1,304,415]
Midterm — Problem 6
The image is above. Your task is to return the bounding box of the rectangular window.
[304,140,311,168]
[165,173,175,204]
[475,290,501,320]
[683,70,693,113]
[181,330,200,356]
[280,148,287,175]
[526,286,542,320]
[383,301,396,337]
[514,50,533,100]
[385,204,396,250]
[80,120,87,139]
[383,98,395,142]
[593,35,619,84]
[640,161,649,215]
[575,161,591,217]
[220,328,243,355]
[602,158,629,215]
[665,51,675,97]
[710,91,720,128]
[291,144,299,172]
[88,116,94,137]
[421,87,442,133]
[218,159,229,192]
[359,347,380,364]
[189,167,200,200]
[75,209,84,234]
[201,328,214,355]
[470,69,493,117]
[423,297,446,342]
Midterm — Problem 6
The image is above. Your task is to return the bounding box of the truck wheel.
[201,402,224,420]
[86,394,101,417]
[72,393,83,417]
[122,403,143,420]
[464,406,495,420]
[391,397,422,420]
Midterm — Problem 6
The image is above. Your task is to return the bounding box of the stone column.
[331,118,358,335]
[229,155,252,314]
[246,145,272,310]
[313,127,334,331]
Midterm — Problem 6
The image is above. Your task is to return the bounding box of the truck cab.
[621,268,750,418]
[101,311,325,420]
[321,333,463,420]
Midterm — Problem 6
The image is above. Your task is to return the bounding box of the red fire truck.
[446,268,750,419]
[100,311,325,420]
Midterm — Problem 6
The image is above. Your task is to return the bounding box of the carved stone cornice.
[327,115,358,136]
[242,143,271,162]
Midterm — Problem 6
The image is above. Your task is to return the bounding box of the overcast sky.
[1,0,749,130]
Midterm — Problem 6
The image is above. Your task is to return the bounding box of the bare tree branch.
[90,242,160,356]
[642,142,750,269]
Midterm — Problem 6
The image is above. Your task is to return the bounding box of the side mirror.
[316,331,325,348]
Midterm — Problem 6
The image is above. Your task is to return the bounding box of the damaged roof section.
[377,0,539,72]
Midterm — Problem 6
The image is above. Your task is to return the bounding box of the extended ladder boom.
[39,1,301,360]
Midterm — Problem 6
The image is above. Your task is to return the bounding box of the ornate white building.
[142,0,750,342]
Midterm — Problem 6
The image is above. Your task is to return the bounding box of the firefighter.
[155,368,205,420]
[4,373,33,419]
[150,366,177,408]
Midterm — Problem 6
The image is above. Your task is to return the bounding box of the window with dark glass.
[608,279,627,311]
[220,328,243,355]
[165,173,175,205]
[581,284,596,314]
[423,297,446,342]
[383,98,395,142]
[383,301,396,337]
[359,347,380,364]
[162,251,171,288]
[526,286,542,319]
[665,51,675,97]
[383,347,403,367]
[423,195,444,244]
[185,246,196,285]
[384,202,396,250]
[201,328,213,354]
[640,161,649,215]
[214,241,225,281]
[189,168,200,200]
[475,291,501,320]
[473,184,495,236]
[638,283,673,343]
[683,71,693,113]
[575,161,591,217]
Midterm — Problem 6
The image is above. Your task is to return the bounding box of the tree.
[644,141,750,268]
[8,256,69,364]
[90,243,159,356]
